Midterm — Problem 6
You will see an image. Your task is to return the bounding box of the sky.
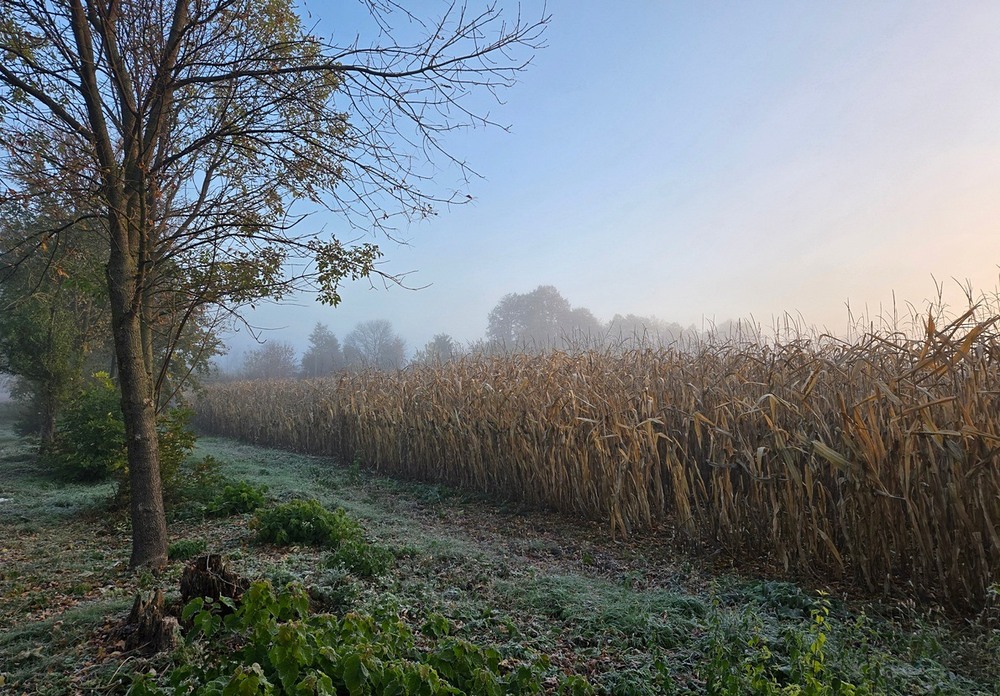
[223,0,1000,365]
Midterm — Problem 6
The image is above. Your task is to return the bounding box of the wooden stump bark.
[123,588,179,654]
[180,554,249,605]
[116,554,248,655]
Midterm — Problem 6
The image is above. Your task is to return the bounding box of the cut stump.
[123,588,179,654]
[180,553,249,605]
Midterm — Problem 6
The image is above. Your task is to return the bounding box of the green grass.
[1,419,998,694]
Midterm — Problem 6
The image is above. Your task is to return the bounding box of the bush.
[45,372,126,482]
[172,455,225,504]
[113,406,197,508]
[154,406,198,495]
[253,499,361,547]
[206,481,268,517]
[45,373,197,498]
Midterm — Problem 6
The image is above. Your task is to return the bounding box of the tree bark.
[65,0,169,571]
[107,226,168,571]
[38,387,57,445]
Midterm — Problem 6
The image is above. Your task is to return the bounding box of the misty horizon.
[216,1,1000,368]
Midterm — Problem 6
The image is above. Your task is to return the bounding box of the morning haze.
[223,0,1000,365]
[3,1,999,690]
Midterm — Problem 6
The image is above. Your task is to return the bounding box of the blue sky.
[225,0,1000,362]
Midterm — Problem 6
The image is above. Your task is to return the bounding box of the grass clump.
[253,498,361,547]
[512,574,706,651]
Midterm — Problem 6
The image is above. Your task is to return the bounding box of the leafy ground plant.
[129,581,594,695]
[205,479,268,517]
[253,498,362,547]
[326,538,395,578]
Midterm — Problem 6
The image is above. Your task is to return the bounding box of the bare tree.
[344,319,407,370]
[0,1,546,568]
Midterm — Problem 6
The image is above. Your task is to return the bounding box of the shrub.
[253,499,361,547]
[45,372,125,482]
[173,455,225,503]
[154,406,198,495]
[112,406,197,508]
[206,480,268,517]
[45,373,198,499]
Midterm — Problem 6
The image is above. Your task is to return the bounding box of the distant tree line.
[238,319,408,380]
[228,285,706,381]
[482,285,692,352]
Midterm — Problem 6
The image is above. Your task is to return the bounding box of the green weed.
[326,538,395,578]
[130,581,592,695]
[205,480,268,517]
[253,499,361,547]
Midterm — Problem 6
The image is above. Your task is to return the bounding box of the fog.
[221,1,1000,368]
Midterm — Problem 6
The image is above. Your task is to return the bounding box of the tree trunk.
[38,387,58,445]
[107,234,168,571]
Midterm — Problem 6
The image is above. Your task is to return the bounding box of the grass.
[0,414,998,693]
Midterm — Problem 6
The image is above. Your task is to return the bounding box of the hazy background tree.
[412,333,461,365]
[566,307,605,348]
[300,323,344,379]
[241,342,299,381]
[486,285,604,351]
[605,314,690,348]
[344,320,407,371]
[0,1,544,568]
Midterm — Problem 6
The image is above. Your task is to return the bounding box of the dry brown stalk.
[196,314,1000,610]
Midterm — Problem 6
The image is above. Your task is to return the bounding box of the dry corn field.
[196,312,1000,611]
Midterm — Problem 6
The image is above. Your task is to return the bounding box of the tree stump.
[123,588,179,654]
[180,554,249,605]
